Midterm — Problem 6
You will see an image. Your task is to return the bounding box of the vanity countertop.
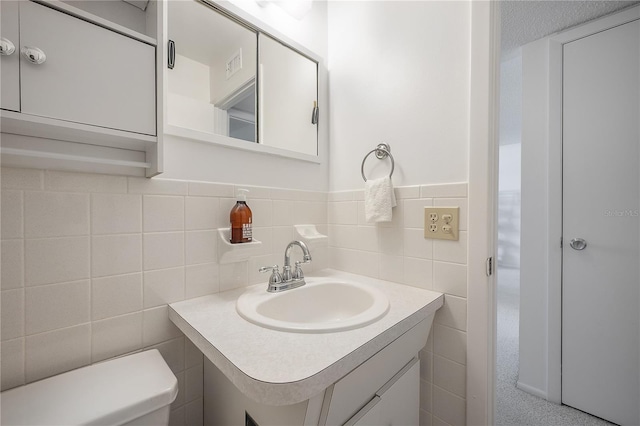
[168,269,443,406]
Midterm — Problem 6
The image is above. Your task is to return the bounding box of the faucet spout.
[260,241,312,292]
[284,240,312,267]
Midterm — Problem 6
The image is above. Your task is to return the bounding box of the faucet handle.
[293,261,305,280]
[259,265,282,285]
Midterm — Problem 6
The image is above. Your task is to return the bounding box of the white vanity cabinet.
[0,0,162,177]
[318,316,428,426]
[201,314,432,426]
[169,270,443,426]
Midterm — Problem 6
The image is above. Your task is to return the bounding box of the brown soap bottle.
[230,189,252,243]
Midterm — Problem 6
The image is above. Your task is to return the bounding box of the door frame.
[467,1,500,424]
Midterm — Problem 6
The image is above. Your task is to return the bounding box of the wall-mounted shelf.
[294,224,328,247]
[35,0,158,46]
[218,228,262,264]
[0,111,156,152]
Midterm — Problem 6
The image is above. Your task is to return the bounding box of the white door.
[562,19,640,426]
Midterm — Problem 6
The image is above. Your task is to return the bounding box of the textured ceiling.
[501,0,639,56]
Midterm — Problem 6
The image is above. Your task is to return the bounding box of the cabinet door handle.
[168,39,175,69]
[0,38,16,56]
[21,46,46,64]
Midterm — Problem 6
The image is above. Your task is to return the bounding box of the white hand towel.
[364,176,397,223]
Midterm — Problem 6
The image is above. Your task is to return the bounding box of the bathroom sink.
[236,279,390,333]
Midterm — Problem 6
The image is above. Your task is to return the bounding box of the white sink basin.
[236,279,390,333]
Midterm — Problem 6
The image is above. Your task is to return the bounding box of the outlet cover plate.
[424,207,459,240]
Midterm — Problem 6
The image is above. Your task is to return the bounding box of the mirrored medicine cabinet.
[166,0,319,160]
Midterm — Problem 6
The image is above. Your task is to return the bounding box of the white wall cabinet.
[0,0,162,177]
[19,1,155,135]
[0,1,20,112]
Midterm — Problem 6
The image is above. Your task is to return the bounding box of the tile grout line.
[88,191,93,364]
[20,188,27,387]
[137,181,146,352]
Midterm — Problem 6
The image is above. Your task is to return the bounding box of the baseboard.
[516,381,548,400]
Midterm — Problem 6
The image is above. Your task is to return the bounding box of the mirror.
[259,34,318,156]
[167,0,257,141]
[166,1,319,159]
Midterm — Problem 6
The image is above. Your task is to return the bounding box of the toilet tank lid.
[1,349,178,426]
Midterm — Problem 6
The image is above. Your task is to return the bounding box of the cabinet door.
[259,33,317,156]
[1,0,20,111]
[19,1,156,135]
[346,359,420,426]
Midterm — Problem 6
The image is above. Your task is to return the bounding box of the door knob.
[21,46,46,64]
[570,238,587,250]
[0,38,15,56]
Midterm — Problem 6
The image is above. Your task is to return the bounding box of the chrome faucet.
[259,240,312,292]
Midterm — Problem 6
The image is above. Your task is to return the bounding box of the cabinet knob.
[0,38,16,56]
[20,46,46,64]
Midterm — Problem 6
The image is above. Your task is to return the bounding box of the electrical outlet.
[424,207,459,240]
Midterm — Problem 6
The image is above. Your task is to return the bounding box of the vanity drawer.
[320,315,434,426]
[344,358,420,426]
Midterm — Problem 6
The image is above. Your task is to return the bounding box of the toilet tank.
[1,349,178,426]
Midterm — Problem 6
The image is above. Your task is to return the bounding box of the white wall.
[162,0,329,191]
[499,52,522,148]
[226,0,328,59]
[327,2,472,424]
[498,53,522,269]
[498,144,521,192]
[210,34,256,105]
[328,1,470,191]
[519,36,550,398]
[498,144,521,269]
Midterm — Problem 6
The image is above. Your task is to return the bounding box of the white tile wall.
[143,267,185,309]
[1,240,24,290]
[25,237,90,286]
[1,168,466,425]
[25,324,91,383]
[143,196,184,232]
[25,280,90,335]
[1,167,328,426]
[91,194,142,235]
[328,183,468,426]
[92,234,142,277]
[24,192,89,238]
[91,312,143,362]
[91,273,143,320]
[2,190,23,239]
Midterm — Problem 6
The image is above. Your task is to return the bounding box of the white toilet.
[1,349,178,425]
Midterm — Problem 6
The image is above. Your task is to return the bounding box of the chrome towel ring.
[361,143,395,182]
